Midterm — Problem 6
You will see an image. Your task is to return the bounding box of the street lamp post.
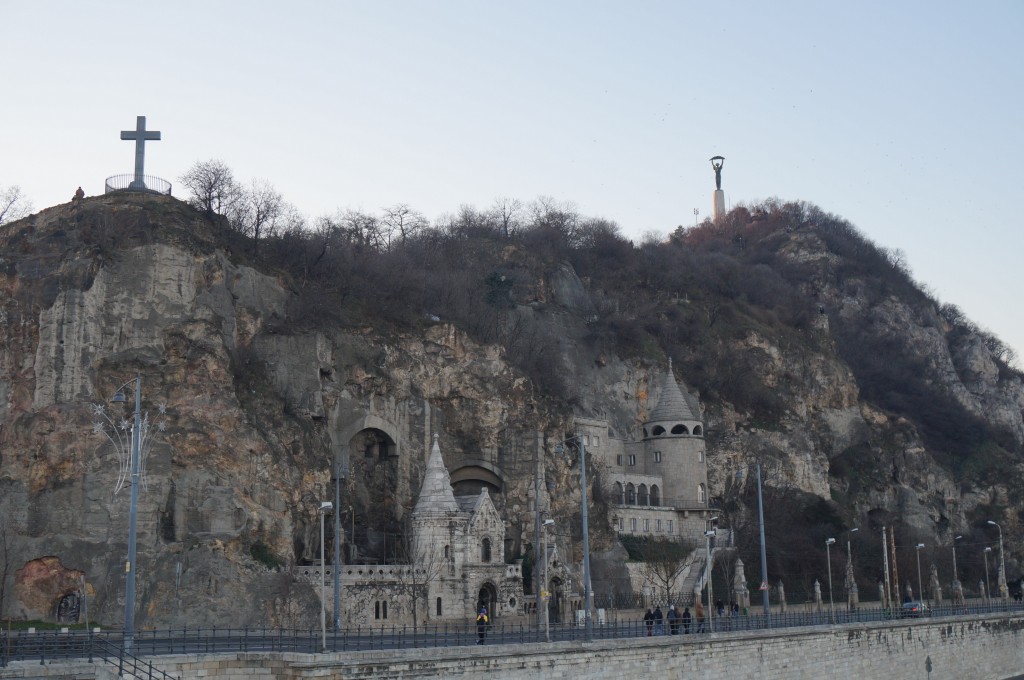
[984,547,993,604]
[846,528,859,559]
[736,465,771,624]
[987,521,1008,600]
[542,519,554,642]
[112,375,143,654]
[318,501,333,652]
[554,435,592,641]
[915,543,925,604]
[825,538,836,623]
[705,516,718,633]
[332,457,346,632]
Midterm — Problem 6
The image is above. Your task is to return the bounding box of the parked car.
[901,601,929,618]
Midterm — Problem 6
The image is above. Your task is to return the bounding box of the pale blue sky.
[2,1,1022,364]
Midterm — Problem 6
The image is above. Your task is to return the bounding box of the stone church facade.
[308,435,524,627]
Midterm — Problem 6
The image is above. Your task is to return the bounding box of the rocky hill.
[0,193,1021,627]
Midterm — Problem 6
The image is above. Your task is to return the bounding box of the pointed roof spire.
[648,362,700,422]
[413,434,458,515]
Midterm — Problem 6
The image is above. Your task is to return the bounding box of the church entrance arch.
[548,577,563,623]
[477,582,498,618]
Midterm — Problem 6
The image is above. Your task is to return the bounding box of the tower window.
[698,449,704,462]
[698,483,706,504]
[671,424,688,435]
[654,451,662,463]
[643,519,650,532]
[481,538,492,563]
[656,519,662,532]
[616,454,623,466]
[437,597,443,616]
[628,455,636,466]
[594,435,601,446]
[630,518,637,532]
[652,426,666,436]
[667,520,673,533]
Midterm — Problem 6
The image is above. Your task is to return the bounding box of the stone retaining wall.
[5,613,1024,679]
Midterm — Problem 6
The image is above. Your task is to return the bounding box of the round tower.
[642,361,708,510]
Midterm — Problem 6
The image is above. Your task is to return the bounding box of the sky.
[2,1,1022,365]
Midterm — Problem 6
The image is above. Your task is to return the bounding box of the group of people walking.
[643,601,707,635]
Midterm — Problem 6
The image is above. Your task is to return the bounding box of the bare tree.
[393,539,446,627]
[178,160,243,218]
[632,537,698,603]
[0,184,32,226]
[380,204,428,249]
[340,209,384,251]
[490,197,523,238]
[236,179,286,257]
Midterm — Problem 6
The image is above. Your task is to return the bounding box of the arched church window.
[613,482,624,504]
[383,601,388,619]
[652,425,666,436]
[375,601,381,619]
[626,483,636,505]
[698,483,706,504]
[638,484,649,505]
[482,537,492,563]
[693,425,703,436]
[650,485,660,506]
[671,424,689,435]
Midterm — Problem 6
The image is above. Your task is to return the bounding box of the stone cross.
[120,116,161,188]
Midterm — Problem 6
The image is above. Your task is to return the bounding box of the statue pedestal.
[713,190,725,223]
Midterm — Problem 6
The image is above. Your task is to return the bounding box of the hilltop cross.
[120,116,161,189]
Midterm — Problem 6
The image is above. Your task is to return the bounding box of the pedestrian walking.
[653,605,664,635]
[643,608,654,636]
[694,600,706,633]
[667,604,679,635]
[682,606,692,634]
[476,607,489,645]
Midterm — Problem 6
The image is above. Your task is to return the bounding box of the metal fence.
[3,600,1022,667]
[104,174,172,195]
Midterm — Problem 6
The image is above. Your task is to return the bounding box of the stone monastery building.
[578,362,715,545]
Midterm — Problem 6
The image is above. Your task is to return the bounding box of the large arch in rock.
[449,459,506,497]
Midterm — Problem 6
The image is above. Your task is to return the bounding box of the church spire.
[413,434,459,516]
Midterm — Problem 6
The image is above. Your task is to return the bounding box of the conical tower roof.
[413,434,459,515]
[648,359,700,422]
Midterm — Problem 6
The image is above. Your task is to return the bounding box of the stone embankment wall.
[3,614,1023,679]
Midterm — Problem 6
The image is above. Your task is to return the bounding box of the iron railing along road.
[3,600,1022,668]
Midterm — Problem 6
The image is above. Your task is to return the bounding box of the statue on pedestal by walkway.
[733,558,750,610]
[845,555,859,610]
[813,579,822,612]
[929,564,943,604]
[778,580,787,613]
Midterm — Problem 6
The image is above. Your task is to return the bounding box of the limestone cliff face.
[1,194,1022,627]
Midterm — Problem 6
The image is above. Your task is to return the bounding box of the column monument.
[709,156,725,223]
